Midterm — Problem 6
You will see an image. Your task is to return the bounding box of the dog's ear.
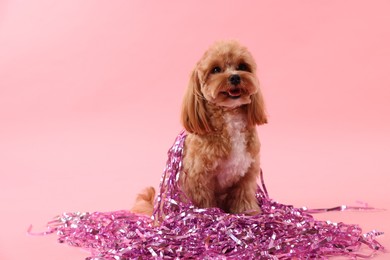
[181,68,211,135]
[246,89,268,127]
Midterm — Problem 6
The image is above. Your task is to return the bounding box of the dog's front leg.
[225,164,261,215]
[180,169,217,209]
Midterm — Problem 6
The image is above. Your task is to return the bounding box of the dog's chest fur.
[216,113,253,188]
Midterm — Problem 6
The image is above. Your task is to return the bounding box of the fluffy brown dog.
[132,40,267,215]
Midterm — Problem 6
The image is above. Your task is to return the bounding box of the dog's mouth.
[222,88,242,99]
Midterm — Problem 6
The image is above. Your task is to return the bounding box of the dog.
[132,40,267,216]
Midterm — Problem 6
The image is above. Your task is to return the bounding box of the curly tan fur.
[130,187,155,216]
[132,40,267,215]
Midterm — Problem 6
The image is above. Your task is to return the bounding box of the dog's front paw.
[229,200,261,215]
[244,207,262,216]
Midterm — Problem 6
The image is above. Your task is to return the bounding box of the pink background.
[1,1,389,259]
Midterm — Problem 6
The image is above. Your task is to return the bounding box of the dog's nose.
[229,74,241,86]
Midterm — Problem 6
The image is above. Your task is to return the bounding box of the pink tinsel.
[31,131,384,259]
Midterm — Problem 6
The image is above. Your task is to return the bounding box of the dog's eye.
[237,63,250,72]
[211,66,222,74]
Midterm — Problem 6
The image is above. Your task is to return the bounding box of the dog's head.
[181,40,267,134]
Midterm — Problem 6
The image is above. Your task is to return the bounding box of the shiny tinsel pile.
[30,131,384,259]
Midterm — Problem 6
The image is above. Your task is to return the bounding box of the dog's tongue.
[228,88,241,97]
